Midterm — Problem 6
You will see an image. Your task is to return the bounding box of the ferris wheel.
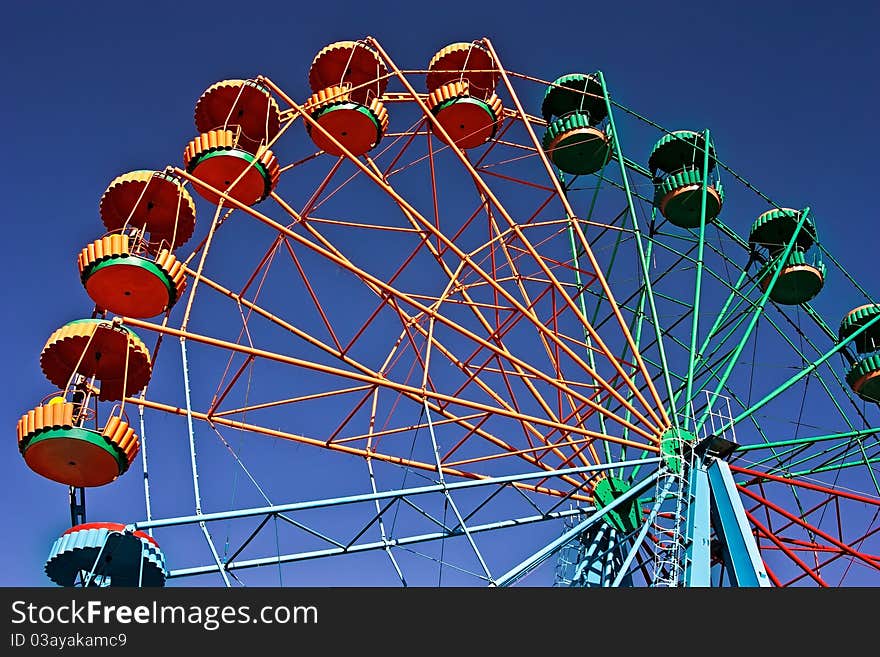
[17,36,880,587]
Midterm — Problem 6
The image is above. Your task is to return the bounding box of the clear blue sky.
[3,0,879,586]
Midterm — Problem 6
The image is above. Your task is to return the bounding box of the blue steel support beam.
[611,476,674,586]
[568,526,629,587]
[169,506,591,578]
[572,524,608,586]
[180,337,231,588]
[707,458,771,587]
[684,460,711,587]
[131,458,662,531]
[130,458,659,582]
[492,470,661,587]
[603,528,627,586]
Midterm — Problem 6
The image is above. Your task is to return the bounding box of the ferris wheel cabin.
[100,170,196,252]
[304,41,390,157]
[840,304,880,402]
[649,130,724,228]
[749,208,825,305]
[426,42,504,150]
[45,523,167,587]
[194,79,281,155]
[183,129,280,206]
[541,73,612,176]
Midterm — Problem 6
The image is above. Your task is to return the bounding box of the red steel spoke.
[746,510,827,586]
[284,51,668,432]
[738,485,880,572]
[283,239,343,352]
[733,465,880,508]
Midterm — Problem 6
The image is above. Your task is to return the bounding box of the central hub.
[660,427,696,474]
[592,476,640,534]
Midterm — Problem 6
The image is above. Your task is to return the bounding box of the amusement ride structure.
[17,37,880,587]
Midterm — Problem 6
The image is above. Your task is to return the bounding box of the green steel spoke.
[745,443,817,469]
[759,437,862,476]
[695,208,813,432]
[619,235,766,397]
[599,70,677,431]
[568,202,669,476]
[606,94,869,361]
[756,312,868,425]
[593,311,745,439]
[684,338,830,476]
[585,211,631,325]
[628,237,774,413]
[630,328,779,478]
[683,129,713,430]
[586,241,697,335]
[791,457,880,476]
[689,309,846,431]
[689,268,752,372]
[782,441,875,477]
[561,169,613,465]
[622,156,653,179]
[679,310,880,490]
[750,308,876,446]
[735,428,880,453]
[713,217,843,345]
[671,299,752,406]
[817,241,877,306]
[789,456,880,478]
[800,300,843,346]
[757,426,880,480]
[643,329,800,469]
[652,289,698,311]
[584,242,756,416]
[642,355,683,383]
[722,312,880,434]
[590,213,640,470]
[855,440,880,497]
[656,231,869,437]
[650,318,824,520]
[621,215,655,478]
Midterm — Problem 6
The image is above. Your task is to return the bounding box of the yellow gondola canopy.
[426,41,499,98]
[194,79,281,155]
[39,319,152,401]
[100,170,197,252]
[309,41,388,105]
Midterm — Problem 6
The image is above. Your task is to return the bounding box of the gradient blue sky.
[3,0,879,586]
